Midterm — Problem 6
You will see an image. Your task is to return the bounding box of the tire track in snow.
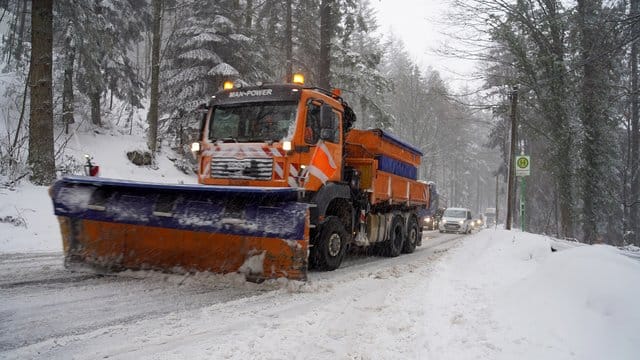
[0,231,466,357]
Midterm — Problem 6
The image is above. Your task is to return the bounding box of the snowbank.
[422,229,640,360]
[0,130,194,253]
[0,184,59,252]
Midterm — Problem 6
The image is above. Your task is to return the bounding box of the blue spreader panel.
[377,155,418,180]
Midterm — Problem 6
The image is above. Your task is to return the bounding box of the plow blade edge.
[50,176,309,281]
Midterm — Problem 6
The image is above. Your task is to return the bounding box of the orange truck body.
[345,129,429,207]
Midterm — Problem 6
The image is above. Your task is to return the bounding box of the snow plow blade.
[50,176,309,281]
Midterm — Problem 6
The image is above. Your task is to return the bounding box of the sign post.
[515,155,530,231]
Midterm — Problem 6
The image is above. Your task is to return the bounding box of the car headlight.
[442,219,447,224]
[424,218,432,223]
[459,220,464,225]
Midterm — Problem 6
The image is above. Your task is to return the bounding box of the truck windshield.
[209,102,298,143]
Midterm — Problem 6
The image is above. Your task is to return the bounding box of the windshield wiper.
[246,138,278,144]
[214,137,238,143]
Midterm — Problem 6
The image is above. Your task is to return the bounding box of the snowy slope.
[0,130,194,252]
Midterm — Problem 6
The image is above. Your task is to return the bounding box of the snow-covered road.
[1,231,463,359]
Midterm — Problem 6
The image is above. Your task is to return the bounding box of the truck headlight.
[282,141,292,151]
[191,142,201,152]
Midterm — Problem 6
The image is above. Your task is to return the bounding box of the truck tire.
[383,215,405,257]
[311,216,349,271]
[402,216,420,254]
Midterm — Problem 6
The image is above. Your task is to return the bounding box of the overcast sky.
[371,0,477,89]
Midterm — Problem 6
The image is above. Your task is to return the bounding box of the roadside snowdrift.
[423,229,640,360]
[0,130,193,252]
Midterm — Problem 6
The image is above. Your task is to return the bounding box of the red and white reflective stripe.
[288,164,300,187]
[202,160,211,178]
[267,147,285,157]
[306,165,329,183]
[204,144,283,158]
[204,144,286,158]
[274,161,284,179]
[318,142,336,168]
[306,141,338,184]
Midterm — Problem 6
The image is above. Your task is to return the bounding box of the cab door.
[301,99,342,191]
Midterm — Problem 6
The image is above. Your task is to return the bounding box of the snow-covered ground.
[1,132,639,359]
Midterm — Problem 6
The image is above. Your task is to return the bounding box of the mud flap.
[51,176,309,281]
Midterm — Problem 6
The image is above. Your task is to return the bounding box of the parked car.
[472,216,484,230]
[423,207,445,230]
[484,207,496,227]
[439,207,474,234]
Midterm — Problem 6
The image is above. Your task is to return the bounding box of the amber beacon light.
[292,73,305,85]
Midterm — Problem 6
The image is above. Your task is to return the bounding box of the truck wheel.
[311,216,348,271]
[402,216,420,254]
[384,216,405,257]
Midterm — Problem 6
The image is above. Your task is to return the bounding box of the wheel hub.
[328,233,341,257]
[409,228,417,244]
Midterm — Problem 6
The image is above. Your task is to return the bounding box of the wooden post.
[506,86,518,230]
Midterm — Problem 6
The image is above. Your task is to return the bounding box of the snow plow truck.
[50,75,430,281]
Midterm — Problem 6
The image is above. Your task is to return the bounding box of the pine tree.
[27,0,55,185]
[147,0,162,154]
[629,0,640,245]
[55,0,146,127]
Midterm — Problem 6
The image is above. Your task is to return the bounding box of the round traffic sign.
[517,157,529,169]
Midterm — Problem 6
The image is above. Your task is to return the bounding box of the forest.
[0,0,638,246]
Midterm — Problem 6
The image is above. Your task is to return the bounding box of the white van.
[439,207,474,234]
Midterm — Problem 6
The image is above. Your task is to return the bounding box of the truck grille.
[211,157,273,180]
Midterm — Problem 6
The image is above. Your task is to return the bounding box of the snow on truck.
[50,75,430,281]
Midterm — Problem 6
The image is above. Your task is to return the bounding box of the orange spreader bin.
[345,129,429,208]
[59,217,309,281]
[345,128,422,167]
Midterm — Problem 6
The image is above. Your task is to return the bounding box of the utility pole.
[495,173,499,226]
[506,86,518,230]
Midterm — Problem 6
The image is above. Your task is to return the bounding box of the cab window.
[305,103,321,144]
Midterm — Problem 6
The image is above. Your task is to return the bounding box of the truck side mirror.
[319,104,337,142]
[320,104,335,127]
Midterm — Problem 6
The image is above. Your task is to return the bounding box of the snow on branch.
[178,49,223,63]
[212,15,235,33]
[208,63,239,77]
[164,66,209,87]
[229,34,252,43]
[184,32,225,47]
